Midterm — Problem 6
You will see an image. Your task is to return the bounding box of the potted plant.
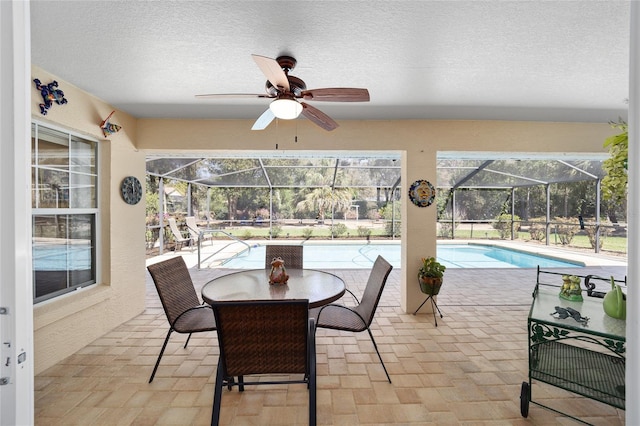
[418,257,446,295]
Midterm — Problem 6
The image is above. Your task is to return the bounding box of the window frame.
[31,121,101,303]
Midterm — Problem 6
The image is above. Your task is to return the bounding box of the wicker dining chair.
[210,299,316,426]
[146,256,216,383]
[311,255,393,383]
[265,245,304,269]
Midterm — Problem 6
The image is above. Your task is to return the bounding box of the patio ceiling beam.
[481,168,548,185]
[206,166,263,179]
[261,164,400,172]
[390,177,401,195]
[451,160,494,189]
[447,186,518,190]
[331,159,339,190]
[158,158,204,177]
[147,172,206,187]
[557,159,599,179]
[258,158,272,189]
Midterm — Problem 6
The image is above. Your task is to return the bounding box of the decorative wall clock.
[120,176,142,205]
[409,180,436,207]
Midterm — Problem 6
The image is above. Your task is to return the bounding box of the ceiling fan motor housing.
[276,55,297,72]
[265,75,307,97]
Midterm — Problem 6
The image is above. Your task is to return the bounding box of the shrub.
[302,228,313,239]
[270,225,282,239]
[583,220,612,249]
[241,230,253,239]
[366,208,381,220]
[529,221,546,241]
[380,202,401,237]
[357,226,372,238]
[344,209,358,220]
[437,221,453,238]
[332,223,348,238]
[553,217,579,245]
[385,221,401,237]
[493,214,521,239]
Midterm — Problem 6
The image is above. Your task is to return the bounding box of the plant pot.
[419,276,442,296]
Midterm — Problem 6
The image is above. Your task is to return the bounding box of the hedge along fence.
[441,217,626,254]
[552,217,580,245]
[525,216,614,249]
[492,213,521,239]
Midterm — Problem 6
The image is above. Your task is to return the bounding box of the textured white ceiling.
[30,1,631,124]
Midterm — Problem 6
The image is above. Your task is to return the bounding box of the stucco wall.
[31,66,146,374]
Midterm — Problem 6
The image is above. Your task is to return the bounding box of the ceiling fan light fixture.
[269,98,303,119]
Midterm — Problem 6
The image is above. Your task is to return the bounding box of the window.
[31,123,99,302]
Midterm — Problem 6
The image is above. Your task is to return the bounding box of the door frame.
[0,1,34,425]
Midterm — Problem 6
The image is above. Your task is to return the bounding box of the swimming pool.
[437,244,580,269]
[33,244,92,271]
[221,243,581,269]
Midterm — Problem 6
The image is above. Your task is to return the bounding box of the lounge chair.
[185,216,212,246]
[167,217,192,250]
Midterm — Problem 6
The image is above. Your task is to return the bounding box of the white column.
[626,2,639,424]
[0,1,34,425]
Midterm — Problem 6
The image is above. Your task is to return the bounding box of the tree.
[296,186,353,220]
[601,120,628,206]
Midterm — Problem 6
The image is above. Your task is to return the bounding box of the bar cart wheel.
[520,382,530,418]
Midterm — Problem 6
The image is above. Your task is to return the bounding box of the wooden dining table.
[201,268,346,309]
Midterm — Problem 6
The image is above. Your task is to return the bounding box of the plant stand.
[413,277,444,326]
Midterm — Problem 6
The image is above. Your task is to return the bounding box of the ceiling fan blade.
[252,54,290,92]
[251,108,276,130]
[195,93,272,99]
[300,88,370,102]
[300,102,338,131]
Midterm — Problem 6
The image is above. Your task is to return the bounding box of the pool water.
[437,244,579,269]
[221,243,580,269]
[33,244,92,271]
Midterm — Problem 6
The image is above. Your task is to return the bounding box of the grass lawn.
[451,229,627,254]
[218,225,627,254]
[223,225,394,239]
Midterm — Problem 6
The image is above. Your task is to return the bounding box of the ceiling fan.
[196,54,370,131]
